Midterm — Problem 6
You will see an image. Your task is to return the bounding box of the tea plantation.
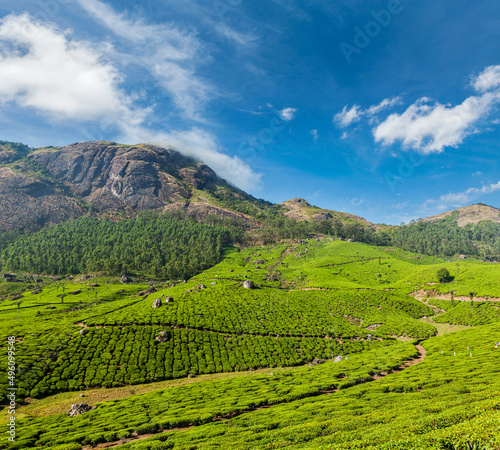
[2,238,500,449]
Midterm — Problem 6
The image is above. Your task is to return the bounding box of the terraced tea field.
[1,238,500,449]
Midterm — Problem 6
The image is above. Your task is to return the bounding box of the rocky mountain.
[30,141,238,211]
[420,204,500,227]
[3,139,499,238]
[0,140,261,232]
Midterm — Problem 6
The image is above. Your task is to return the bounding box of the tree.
[437,267,451,283]
[325,328,337,361]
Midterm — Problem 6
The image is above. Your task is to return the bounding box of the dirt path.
[412,295,474,336]
[318,257,381,268]
[83,343,427,449]
[371,344,426,380]
[410,289,500,302]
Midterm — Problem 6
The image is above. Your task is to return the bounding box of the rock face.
[67,403,96,417]
[30,142,228,212]
[0,166,85,232]
[0,140,260,232]
[242,280,255,289]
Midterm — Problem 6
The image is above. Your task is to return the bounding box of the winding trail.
[83,343,427,450]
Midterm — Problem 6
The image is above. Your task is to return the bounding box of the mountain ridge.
[419,203,500,227]
[1,140,499,236]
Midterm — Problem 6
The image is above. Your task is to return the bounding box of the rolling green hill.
[1,237,500,449]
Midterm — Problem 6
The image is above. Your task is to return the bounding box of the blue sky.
[0,0,499,224]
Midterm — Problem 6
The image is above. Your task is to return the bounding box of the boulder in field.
[152,298,162,308]
[155,331,169,343]
[333,355,344,363]
[137,286,157,296]
[242,280,255,289]
[309,359,325,367]
[120,275,131,284]
[67,403,96,417]
[165,296,173,303]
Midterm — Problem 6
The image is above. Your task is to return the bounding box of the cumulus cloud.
[334,97,400,127]
[374,65,500,153]
[121,125,261,191]
[334,104,361,127]
[424,180,500,210]
[366,96,401,116]
[472,65,500,92]
[279,107,297,121]
[0,13,261,191]
[76,0,212,120]
[162,129,262,192]
[0,13,142,122]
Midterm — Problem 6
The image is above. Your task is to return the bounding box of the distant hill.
[420,203,500,227]
[280,197,377,229]
[0,140,381,237]
[1,139,499,260]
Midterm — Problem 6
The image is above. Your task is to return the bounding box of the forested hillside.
[0,214,241,279]
[390,219,500,259]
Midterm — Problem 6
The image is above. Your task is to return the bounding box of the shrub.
[437,267,452,283]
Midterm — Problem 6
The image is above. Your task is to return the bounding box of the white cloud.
[0,13,142,122]
[310,129,318,141]
[424,180,500,210]
[374,93,499,153]
[334,97,400,128]
[374,65,500,153]
[366,96,401,116]
[472,65,500,92]
[0,13,261,191]
[279,107,297,121]
[121,125,261,192]
[76,0,212,120]
[334,104,361,127]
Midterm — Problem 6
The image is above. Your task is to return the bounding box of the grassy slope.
[1,239,500,449]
